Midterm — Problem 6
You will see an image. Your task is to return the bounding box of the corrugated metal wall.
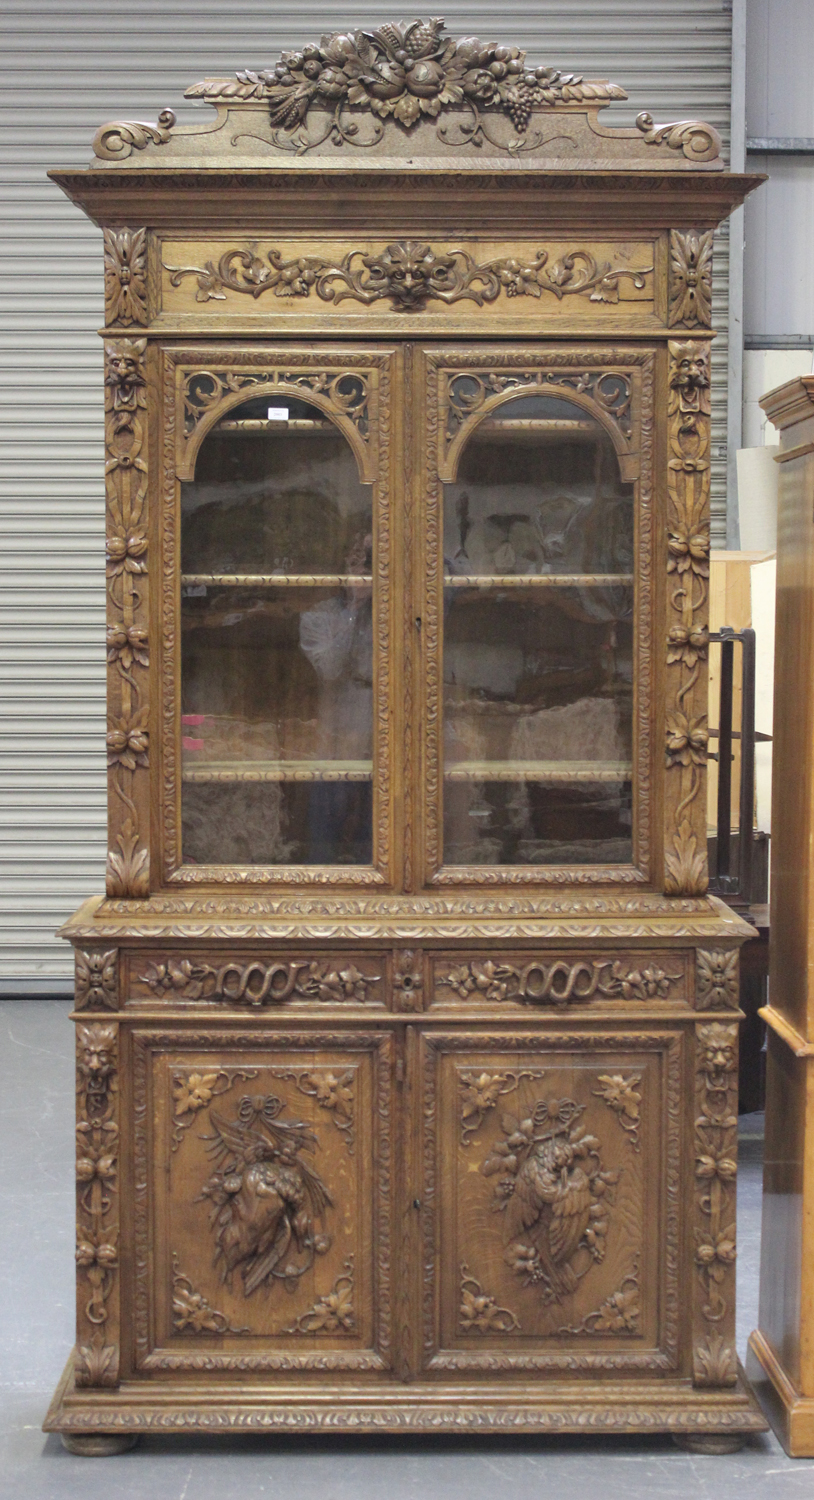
[0,1,734,986]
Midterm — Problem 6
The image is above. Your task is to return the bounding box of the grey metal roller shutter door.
[0,1,734,987]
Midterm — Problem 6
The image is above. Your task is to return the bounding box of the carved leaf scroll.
[459,1265,519,1333]
[635,112,722,163]
[171,1254,250,1335]
[283,1259,355,1334]
[93,110,176,161]
[593,1073,642,1151]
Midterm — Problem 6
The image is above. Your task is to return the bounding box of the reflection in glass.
[442,392,634,867]
[180,395,373,866]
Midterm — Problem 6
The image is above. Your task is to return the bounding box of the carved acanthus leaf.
[669,230,714,328]
[693,1331,738,1387]
[103,229,148,327]
[665,818,708,897]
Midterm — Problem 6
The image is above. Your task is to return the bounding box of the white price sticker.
[267,407,289,421]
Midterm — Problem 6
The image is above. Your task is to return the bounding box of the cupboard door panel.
[418,1029,681,1373]
[130,1028,392,1373]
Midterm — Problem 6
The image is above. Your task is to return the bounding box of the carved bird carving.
[200,1106,332,1296]
[503,1122,595,1298]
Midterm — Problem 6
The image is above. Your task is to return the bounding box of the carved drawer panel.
[416,1029,681,1373]
[124,951,388,1009]
[157,237,657,325]
[130,1028,392,1373]
[429,952,690,1010]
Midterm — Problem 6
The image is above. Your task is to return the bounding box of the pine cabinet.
[45,19,766,1453]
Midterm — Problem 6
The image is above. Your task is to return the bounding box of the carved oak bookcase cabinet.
[45,21,765,1454]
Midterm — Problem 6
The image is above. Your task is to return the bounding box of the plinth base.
[748,1328,814,1456]
[44,1351,767,1449]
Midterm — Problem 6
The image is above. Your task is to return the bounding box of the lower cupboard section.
[101,1019,738,1389]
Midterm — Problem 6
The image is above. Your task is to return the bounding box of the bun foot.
[672,1433,746,1455]
[61,1433,139,1456]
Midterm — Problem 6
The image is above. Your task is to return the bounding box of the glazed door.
[159,346,399,888]
[413,1027,682,1376]
[415,345,655,888]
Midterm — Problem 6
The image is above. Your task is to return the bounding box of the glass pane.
[442,392,634,867]
[180,394,373,866]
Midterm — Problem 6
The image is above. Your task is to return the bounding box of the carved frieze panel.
[75,1022,120,1387]
[664,341,712,896]
[432,952,687,1009]
[132,1029,391,1372]
[161,238,654,318]
[420,1031,680,1373]
[128,952,386,1008]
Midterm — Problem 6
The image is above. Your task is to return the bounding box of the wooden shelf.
[444,760,632,782]
[182,759,372,783]
[182,574,373,588]
[473,418,598,440]
[444,573,634,588]
[215,418,335,434]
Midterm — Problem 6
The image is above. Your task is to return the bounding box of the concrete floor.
[3,999,813,1500]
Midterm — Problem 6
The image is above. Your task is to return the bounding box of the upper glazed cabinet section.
[105,229,721,336]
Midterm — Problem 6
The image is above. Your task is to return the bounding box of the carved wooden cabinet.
[45,21,766,1453]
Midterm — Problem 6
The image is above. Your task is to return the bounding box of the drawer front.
[124,951,389,1009]
[429,951,690,1010]
[129,1027,393,1374]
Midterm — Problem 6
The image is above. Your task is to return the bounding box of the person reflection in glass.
[298,532,373,863]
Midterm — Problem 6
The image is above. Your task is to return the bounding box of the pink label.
[181,714,207,726]
[182,736,204,751]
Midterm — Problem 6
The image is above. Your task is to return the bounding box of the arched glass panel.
[442,391,634,867]
[180,393,373,866]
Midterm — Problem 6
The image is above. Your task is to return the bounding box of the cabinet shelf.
[474,418,598,441]
[444,760,632,782]
[182,574,373,588]
[444,573,634,588]
[182,759,372,783]
[215,418,335,434]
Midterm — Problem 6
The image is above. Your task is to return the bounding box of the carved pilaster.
[664,340,711,895]
[105,339,150,898]
[692,1021,738,1386]
[74,1022,120,1387]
